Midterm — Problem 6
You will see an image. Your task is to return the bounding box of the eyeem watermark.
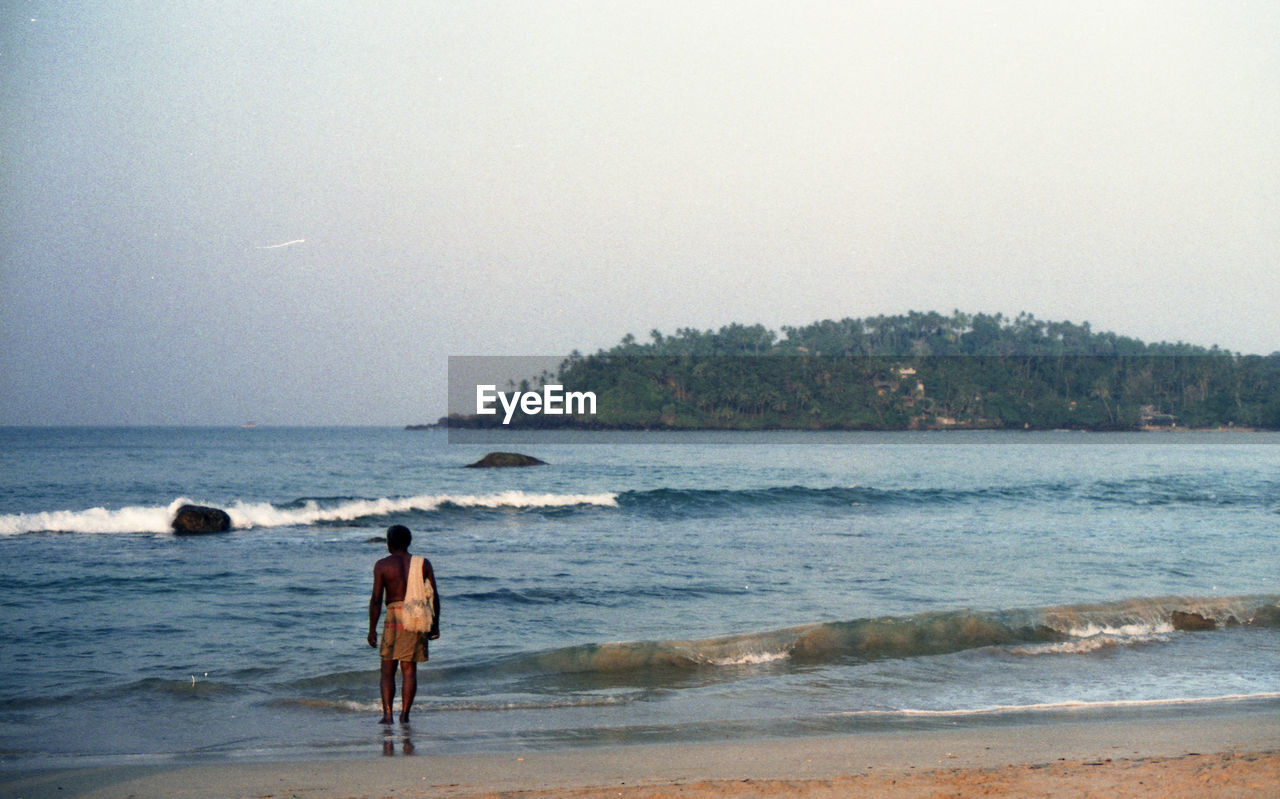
[476,384,597,425]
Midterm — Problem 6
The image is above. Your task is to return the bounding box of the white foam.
[700,650,792,667]
[225,491,619,529]
[0,498,194,535]
[0,491,620,535]
[1012,624,1173,656]
[1061,622,1174,638]
[1011,637,1122,655]
[836,692,1280,719]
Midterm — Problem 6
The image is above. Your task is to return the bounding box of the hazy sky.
[3,1,1278,425]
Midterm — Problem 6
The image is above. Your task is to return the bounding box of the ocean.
[1,427,1278,767]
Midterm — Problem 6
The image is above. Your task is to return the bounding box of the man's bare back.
[372,551,414,605]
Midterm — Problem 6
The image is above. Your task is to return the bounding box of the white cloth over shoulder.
[401,555,436,632]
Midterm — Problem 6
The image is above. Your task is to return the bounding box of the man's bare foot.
[399,711,411,723]
[379,714,393,724]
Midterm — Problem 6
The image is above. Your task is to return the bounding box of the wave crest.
[461,595,1280,683]
[0,498,194,535]
[0,491,620,535]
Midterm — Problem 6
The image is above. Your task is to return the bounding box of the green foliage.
[490,312,1280,431]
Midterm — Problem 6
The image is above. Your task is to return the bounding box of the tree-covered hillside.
[466,312,1280,431]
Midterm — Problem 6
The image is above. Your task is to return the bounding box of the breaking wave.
[447,595,1280,683]
[0,499,188,535]
[4,474,1272,535]
[41,595,1275,716]
[0,491,620,535]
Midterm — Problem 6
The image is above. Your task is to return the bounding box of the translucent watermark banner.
[440,353,1273,443]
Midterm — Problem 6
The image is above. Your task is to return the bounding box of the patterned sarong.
[379,601,428,662]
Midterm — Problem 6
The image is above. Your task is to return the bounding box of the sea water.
[1,427,1277,766]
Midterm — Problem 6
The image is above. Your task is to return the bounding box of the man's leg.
[379,659,398,724]
[399,660,417,722]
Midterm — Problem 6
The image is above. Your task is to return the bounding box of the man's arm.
[368,563,385,648]
[425,558,440,640]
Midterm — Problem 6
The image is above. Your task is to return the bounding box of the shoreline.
[5,708,1277,799]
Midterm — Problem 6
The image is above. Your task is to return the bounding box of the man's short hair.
[386,525,412,551]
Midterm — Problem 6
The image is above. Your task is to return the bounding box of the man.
[368,524,440,724]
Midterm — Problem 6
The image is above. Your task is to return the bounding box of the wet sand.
[3,710,1277,798]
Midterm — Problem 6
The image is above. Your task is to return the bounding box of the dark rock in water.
[1249,605,1280,627]
[1171,610,1216,631]
[465,452,547,468]
[172,504,232,534]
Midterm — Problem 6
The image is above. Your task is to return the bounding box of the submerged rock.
[465,452,547,468]
[172,504,232,534]
[1250,605,1280,626]
[1170,610,1216,631]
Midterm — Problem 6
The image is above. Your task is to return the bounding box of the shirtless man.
[368,524,440,723]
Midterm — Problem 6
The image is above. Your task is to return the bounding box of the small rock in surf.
[1170,610,1216,631]
[465,452,547,468]
[172,504,232,534]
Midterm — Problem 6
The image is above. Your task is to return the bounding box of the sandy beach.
[4,710,1276,799]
